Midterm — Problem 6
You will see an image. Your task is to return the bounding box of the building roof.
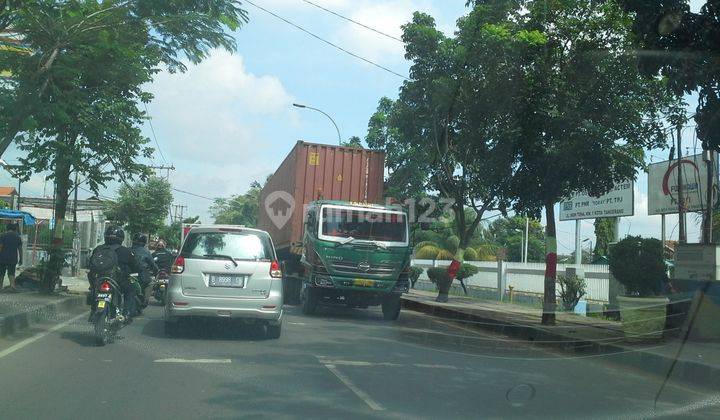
[0,186,17,196]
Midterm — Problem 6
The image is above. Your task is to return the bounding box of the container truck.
[257,141,411,319]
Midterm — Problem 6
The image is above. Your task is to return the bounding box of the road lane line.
[322,363,385,411]
[154,358,232,364]
[0,313,86,360]
[413,363,458,370]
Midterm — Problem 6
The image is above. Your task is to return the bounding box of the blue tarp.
[0,209,36,225]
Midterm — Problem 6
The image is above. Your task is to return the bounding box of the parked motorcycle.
[152,270,169,305]
[91,277,128,346]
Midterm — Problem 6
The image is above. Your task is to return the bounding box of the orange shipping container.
[258,141,385,252]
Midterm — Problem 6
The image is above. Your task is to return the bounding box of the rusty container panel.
[258,141,385,251]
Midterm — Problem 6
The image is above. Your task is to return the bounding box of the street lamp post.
[293,103,342,146]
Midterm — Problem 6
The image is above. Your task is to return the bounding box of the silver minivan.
[164,225,283,338]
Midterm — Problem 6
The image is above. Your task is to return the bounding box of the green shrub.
[436,249,454,260]
[443,235,460,253]
[415,245,440,259]
[476,244,498,261]
[456,263,479,280]
[427,267,452,292]
[414,241,440,252]
[463,248,478,261]
[557,274,586,311]
[409,266,423,285]
[609,236,667,296]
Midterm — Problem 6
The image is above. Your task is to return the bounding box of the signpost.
[559,181,634,221]
[559,181,634,266]
[648,153,715,216]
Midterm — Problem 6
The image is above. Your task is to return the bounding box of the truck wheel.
[301,288,319,315]
[382,295,401,320]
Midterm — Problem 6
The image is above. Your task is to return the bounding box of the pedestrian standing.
[0,223,23,291]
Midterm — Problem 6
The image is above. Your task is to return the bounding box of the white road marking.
[413,363,458,370]
[154,358,232,364]
[0,313,85,360]
[316,356,464,371]
[322,363,385,411]
[288,322,306,325]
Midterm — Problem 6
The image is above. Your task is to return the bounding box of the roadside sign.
[559,181,634,221]
[647,154,716,215]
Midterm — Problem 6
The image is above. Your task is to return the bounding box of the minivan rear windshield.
[181,231,274,261]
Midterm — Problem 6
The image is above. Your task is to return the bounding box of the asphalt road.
[0,302,718,419]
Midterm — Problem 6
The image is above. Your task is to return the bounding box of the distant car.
[164,225,283,339]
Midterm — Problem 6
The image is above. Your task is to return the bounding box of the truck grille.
[331,261,395,275]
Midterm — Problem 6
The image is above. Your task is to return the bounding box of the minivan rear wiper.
[204,254,238,267]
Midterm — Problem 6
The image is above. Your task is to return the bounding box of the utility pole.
[703,149,714,244]
[677,125,687,244]
[171,204,187,223]
[148,164,175,180]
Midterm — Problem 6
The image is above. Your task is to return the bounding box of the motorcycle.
[91,277,128,346]
[129,274,147,315]
[152,269,169,305]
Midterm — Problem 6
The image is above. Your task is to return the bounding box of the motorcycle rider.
[88,225,140,319]
[152,239,175,273]
[131,233,158,295]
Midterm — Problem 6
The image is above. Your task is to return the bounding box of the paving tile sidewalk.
[0,290,85,337]
[402,289,720,388]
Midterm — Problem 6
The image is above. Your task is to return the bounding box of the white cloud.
[333,0,435,64]
[144,50,298,219]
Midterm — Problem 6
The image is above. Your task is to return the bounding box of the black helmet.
[104,225,125,245]
[132,233,148,245]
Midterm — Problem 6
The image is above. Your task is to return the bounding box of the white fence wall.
[411,259,610,302]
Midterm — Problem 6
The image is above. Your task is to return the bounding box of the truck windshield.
[181,231,274,261]
[320,207,407,244]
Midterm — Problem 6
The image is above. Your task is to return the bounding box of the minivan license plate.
[209,275,245,288]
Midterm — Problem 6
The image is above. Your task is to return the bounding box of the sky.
[0,0,710,254]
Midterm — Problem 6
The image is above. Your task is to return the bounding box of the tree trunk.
[42,158,72,293]
[542,201,557,325]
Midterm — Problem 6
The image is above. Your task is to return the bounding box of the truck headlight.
[314,275,334,287]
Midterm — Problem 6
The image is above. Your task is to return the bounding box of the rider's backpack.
[89,244,120,277]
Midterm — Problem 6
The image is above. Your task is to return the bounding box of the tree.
[366,7,544,264]
[594,218,617,260]
[618,0,720,151]
[105,177,173,236]
[157,216,199,251]
[485,216,545,262]
[210,181,262,227]
[341,136,363,148]
[502,0,673,324]
[0,1,247,291]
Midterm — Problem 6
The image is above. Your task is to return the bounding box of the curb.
[0,295,86,338]
[401,295,720,390]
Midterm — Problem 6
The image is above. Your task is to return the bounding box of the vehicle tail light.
[171,256,185,274]
[270,260,282,279]
[99,281,111,292]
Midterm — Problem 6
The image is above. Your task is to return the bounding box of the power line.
[171,187,215,201]
[244,0,408,80]
[300,0,403,42]
[144,102,167,163]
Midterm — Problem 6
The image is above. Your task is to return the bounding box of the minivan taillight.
[171,256,185,274]
[270,260,282,279]
[99,281,111,292]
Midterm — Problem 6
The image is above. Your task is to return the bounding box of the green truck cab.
[299,200,412,319]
